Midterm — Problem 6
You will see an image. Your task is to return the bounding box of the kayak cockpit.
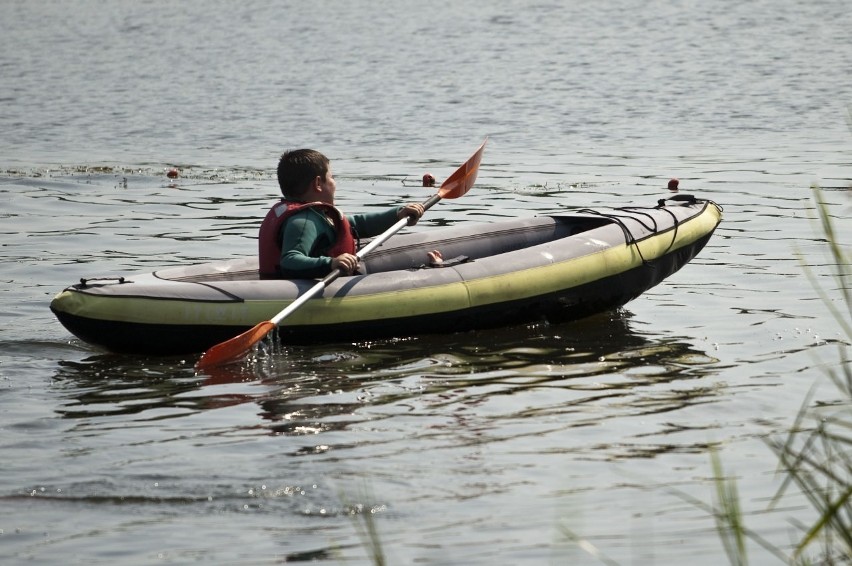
[151,215,613,283]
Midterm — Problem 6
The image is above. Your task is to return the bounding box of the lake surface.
[1,0,850,563]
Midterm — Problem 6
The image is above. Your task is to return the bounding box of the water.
[2,0,850,563]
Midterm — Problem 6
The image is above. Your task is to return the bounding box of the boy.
[259,149,425,279]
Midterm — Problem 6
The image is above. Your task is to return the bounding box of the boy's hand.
[331,253,359,275]
[398,203,425,226]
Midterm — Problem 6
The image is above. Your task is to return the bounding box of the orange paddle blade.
[195,320,276,370]
[439,139,487,199]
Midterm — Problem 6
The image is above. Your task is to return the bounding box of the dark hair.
[277,149,329,199]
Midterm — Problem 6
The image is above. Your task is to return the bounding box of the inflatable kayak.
[50,196,722,355]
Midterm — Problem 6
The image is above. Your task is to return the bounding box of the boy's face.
[316,166,336,204]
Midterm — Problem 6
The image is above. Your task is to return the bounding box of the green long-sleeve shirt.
[278,206,402,279]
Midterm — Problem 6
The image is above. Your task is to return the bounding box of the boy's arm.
[349,207,403,238]
[278,213,334,278]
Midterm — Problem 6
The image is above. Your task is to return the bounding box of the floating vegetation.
[2,163,276,183]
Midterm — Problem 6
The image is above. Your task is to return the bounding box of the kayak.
[50,196,722,355]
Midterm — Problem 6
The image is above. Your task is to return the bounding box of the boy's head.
[277,149,330,199]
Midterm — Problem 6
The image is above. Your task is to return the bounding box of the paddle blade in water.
[439,139,487,200]
[195,320,276,370]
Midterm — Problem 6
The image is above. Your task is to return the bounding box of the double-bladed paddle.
[195,139,487,370]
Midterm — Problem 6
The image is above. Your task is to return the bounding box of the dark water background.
[1,1,850,563]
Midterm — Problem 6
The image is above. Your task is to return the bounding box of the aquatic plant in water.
[764,185,851,562]
[712,185,851,565]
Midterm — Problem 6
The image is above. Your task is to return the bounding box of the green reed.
[764,185,851,562]
[343,484,387,566]
[711,185,851,564]
[711,449,748,566]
